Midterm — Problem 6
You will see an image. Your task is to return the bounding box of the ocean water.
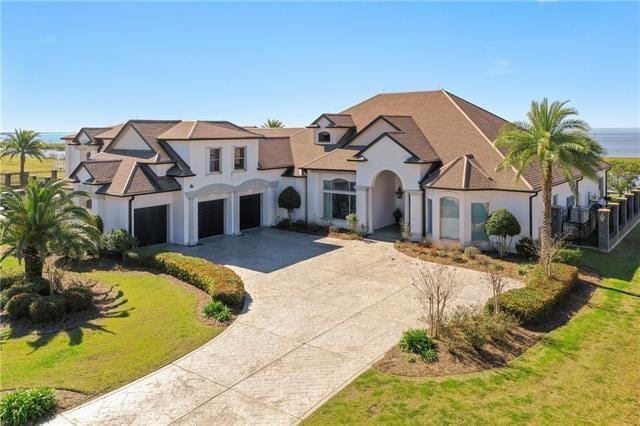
[2,129,638,157]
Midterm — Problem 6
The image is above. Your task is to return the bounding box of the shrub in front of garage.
[123,249,245,310]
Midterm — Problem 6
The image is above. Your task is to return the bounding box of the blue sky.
[2,1,639,132]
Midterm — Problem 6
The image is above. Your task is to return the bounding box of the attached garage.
[198,199,224,239]
[240,194,261,230]
[134,205,168,246]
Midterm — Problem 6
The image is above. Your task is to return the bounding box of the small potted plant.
[393,208,403,225]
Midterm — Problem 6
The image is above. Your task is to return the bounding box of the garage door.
[198,199,224,239]
[134,205,168,246]
[240,194,261,230]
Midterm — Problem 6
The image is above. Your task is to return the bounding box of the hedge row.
[123,249,245,310]
[0,269,25,291]
[487,263,579,324]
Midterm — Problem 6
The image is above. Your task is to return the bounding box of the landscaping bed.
[275,219,363,240]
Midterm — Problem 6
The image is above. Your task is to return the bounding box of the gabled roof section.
[157,120,262,140]
[258,138,294,170]
[94,124,125,140]
[63,126,114,145]
[119,164,181,196]
[69,159,122,184]
[308,113,355,128]
[422,154,495,190]
[300,146,359,172]
[104,120,181,162]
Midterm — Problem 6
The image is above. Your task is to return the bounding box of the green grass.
[0,263,221,395]
[305,225,640,425]
[0,156,64,177]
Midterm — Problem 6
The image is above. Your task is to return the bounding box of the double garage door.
[198,194,261,239]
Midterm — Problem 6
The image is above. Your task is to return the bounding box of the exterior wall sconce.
[395,187,404,199]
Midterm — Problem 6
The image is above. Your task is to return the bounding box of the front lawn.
[0,262,222,396]
[305,225,640,424]
[0,157,64,176]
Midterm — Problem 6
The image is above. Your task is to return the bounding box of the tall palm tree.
[0,129,46,176]
[262,119,285,128]
[495,99,604,265]
[0,179,101,281]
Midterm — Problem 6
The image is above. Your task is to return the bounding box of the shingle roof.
[258,138,294,170]
[300,147,359,172]
[157,121,261,140]
[422,154,495,190]
[309,113,355,128]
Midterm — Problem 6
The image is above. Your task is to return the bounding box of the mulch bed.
[375,269,598,378]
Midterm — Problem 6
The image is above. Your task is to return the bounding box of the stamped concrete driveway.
[54,228,521,425]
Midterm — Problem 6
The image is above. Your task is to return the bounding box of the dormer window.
[318,131,331,143]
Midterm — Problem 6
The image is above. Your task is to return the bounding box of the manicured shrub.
[103,229,137,256]
[5,293,41,319]
[0,279,49,306]
[28,295,66,323]
[278,186,301,223]
[448,242,462,253]
[276,218,291,229]
[443,305,517,352]
[0,269,25,291]
[123,249,245,310]
[485,209,521,257]
[399,329,438,362]
[555,248,583,265]
[463,246,480,258]
[62,285,94,312]
[488,264,578,323]
[515,237,536,260]
[203,300,231,322]
[0,388,56,426]
[451,252,464,263]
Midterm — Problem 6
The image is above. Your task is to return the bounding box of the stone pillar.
[632,189,640,216]
[3,174,11,187]
[597,208,610,252]
[551,206,564,235]
[407,190,424,241]
[625,193,635,218]
[51,170,58,180]
[609,202,619,236]
[617,197,627,227]
[403,191,410,227]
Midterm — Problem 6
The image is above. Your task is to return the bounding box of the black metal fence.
[560,206,599,247]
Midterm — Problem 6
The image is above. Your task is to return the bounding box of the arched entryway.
[372,170,404,230]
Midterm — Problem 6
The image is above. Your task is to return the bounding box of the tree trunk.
[539,163,553,270]
[20,153,25,176]
[24,246,44,282]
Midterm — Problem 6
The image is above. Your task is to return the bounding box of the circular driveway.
[54,228,520,425]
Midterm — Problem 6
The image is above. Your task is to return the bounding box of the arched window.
[440,197,459,240]
[318,131,331,143]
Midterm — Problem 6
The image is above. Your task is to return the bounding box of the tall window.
[323,178,356,220]
[318,131,331,143]
[426,198,433,234]
[234,147,246,170]
[471,202,489,241]
[440,197,459,240]
[208,148,221,173]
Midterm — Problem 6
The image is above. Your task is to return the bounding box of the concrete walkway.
[52,229,520,425]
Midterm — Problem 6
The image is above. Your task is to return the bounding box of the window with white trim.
[322,178,356,220]
[208,148,221,173]
[440,197,459,240]
[471,202,489,241]
[234,147,246,171]
[318,131,331,143]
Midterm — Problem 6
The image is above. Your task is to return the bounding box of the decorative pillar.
[551,206,564,235]
[608,202,619,237]
[403,191,410,227]
[617,197,627,228]
[356,186,372,233]
[407,190,423,241]
[231,191,241,235]
[597,208,610,252]
[624,193,635,218]
[266,183,278,226]
[187,197,198,246]
[632,189,640,216]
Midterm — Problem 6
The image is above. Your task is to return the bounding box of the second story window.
[234,147,246,171]
[318,131,331,143]
[208,148,221,173]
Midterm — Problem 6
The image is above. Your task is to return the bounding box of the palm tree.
[262,119,285,128]
[0,179,101,281]
[495,99,604,265]
[0,129,46,177]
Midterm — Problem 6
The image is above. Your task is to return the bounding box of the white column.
[404,191,410,226]
[356,185,371,232]
[231,191,241,235]
[408,190,423,241]
[267,183,278,226]
[187,197,198,246]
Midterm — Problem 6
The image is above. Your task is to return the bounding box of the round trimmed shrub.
[464,246,481,258]
[6,293,41,319]
[28,295,66,323]
[0,387,57,426]
[0,269,25,291]
[0,279,49,306]
[63,285,94,312]
[485,209,521,257]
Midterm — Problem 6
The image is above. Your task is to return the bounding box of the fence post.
[19,172,29,187]
[617,197,627,228]
[597,208,610,252]
[609,202,619,237]
[51,169,58,180]
[3,173,11,187]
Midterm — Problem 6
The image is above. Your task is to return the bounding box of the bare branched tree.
[485,264,508,314]
[533,232,567,277]
[413,264,458,338]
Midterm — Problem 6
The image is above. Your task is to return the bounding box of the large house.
[64,90,609,247]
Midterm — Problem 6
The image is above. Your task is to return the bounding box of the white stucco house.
[64,90,609,247]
